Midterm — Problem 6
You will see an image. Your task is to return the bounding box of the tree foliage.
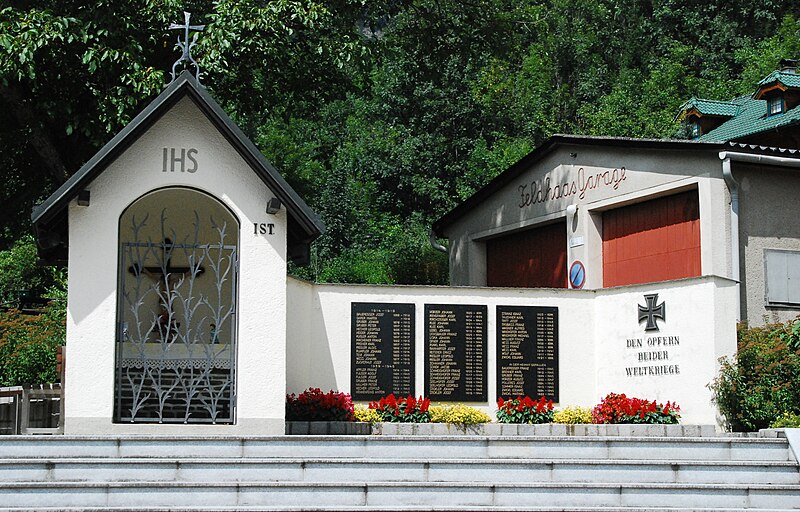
[3,0,800,285]
[0,235,63,307]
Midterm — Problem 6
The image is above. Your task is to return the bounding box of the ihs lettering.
[162,148,199,173]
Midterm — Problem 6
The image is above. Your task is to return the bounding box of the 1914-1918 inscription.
[424,304,487,401]
[351,303,414,401]
[496,306,559,401]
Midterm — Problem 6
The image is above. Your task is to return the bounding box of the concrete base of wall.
[285,422,372,435]
[373,423,721,437]
[63,417,284,436]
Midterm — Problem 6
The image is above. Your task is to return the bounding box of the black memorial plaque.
[496,306,559,401]
[424,304,487,401]
[351,302,415,401]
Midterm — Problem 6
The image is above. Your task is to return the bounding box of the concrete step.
[3,509,799,512]
[0,457,797,485]
[0,509,798,512]
[0,435,793,461]
[0,435,795,510]
[1,481,799,509]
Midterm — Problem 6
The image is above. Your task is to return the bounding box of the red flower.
[420,397,431,412]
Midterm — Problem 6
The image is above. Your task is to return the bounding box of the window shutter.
[765,250,800,305]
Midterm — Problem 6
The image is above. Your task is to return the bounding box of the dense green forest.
[2,0,800,296]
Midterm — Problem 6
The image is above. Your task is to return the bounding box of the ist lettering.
[253,222,276,235]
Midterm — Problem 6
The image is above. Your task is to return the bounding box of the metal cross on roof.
[169,11,205,84]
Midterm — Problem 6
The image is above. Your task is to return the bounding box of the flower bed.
[286,388,354,422]
[369,394,431,423]
[496,396,554,424]
[592,392,680,424]
[286,391,685,435]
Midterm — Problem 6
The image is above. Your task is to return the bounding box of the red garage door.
[486,222,567,288]
[603,190,701,287]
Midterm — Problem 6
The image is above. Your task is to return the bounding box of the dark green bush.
[0,303,66,386]
[0,235,58,307]
[710,320,800,432]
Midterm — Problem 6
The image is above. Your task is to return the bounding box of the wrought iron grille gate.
[115,210,238,424]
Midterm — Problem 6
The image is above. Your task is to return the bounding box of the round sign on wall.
[569,260,586,289]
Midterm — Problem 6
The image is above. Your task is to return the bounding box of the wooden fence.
[0,346,65,435]
[0,384,63,435]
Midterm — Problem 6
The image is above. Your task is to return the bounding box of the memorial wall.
[286,275,737,424]
[425,304,487,402]
[351,303,414,400]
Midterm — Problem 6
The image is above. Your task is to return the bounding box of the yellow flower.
[553,406,593,424]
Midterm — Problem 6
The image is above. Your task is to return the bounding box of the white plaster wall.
[286,275,737,424]
[65,97,287,435]
[594,276,737,425]
[286,280,596,411]
[286,277,314,394]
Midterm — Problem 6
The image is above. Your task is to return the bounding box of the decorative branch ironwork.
[116,208,237,424]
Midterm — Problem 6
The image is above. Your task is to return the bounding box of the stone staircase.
[0,434,798,511]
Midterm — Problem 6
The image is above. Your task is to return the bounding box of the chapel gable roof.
[31,70,324,264]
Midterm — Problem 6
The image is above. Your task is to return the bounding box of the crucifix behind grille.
[115,205,238,424]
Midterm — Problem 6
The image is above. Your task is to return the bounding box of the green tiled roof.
[697,94,800,142]
[757,70,800,89]
[679,97,739,117]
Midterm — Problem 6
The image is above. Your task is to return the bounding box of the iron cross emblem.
[638,293,666,332]
[169,12,205,83]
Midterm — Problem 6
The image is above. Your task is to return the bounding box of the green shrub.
[316,248,393,284]
[382,221,449,285]
[0,235,62,307]
[553,406,593,424]
[770,412,800,429]
[0,303,66,386]
[710,321,800,432]
[430,404,492,425]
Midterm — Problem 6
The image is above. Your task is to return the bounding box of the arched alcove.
[114,187,239,424]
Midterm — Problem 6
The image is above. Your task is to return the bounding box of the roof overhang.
[432,135,729,237]
[754,82,789,100]
[31,71,324,265]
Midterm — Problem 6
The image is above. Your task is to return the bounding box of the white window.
[765,249,800,305]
